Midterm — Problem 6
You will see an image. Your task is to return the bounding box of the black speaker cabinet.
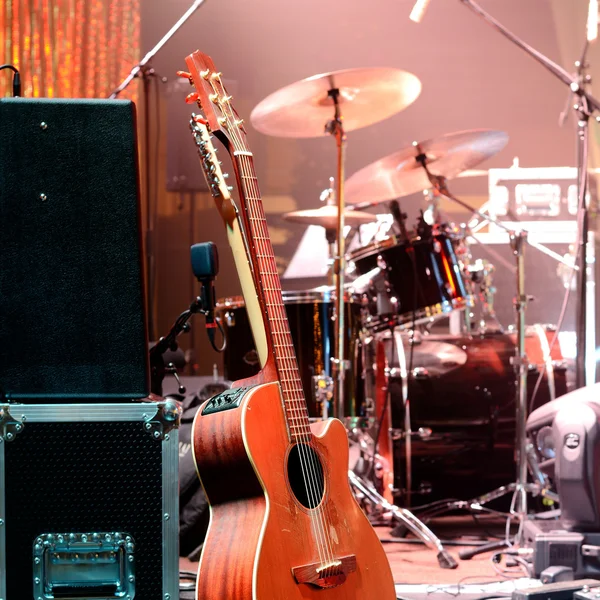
[0,99,149,401]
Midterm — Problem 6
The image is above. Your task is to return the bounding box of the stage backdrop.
[0,0,139,98]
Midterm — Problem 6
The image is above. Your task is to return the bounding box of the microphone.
[190,242,219,341]
[409,0,431,23]
[588,0,598,42]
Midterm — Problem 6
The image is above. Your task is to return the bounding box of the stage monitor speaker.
[0,98,149,401]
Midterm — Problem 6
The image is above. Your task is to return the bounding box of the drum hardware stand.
[457,0,600,389]
[387,329,412,506]
[324,85,351,419]
[351,329,456,567]
[348,470,458,569]
[415,156,573,552]
[109,0,208,340]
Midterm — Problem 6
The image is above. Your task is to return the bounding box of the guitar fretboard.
[236,153,311,442]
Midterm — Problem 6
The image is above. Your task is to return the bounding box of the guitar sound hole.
[287,443,325,509]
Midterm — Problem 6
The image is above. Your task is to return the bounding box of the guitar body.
[184,50,396,600]
[193,381,396,600]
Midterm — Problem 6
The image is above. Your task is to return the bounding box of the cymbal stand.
[348,470,457,569]
[324,85,349,420]
[457,0,600,389]
[416,156,567,548]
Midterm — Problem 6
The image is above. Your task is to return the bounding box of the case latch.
[0,404,23,442]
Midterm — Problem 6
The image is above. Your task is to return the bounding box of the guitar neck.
[233,151,311,442]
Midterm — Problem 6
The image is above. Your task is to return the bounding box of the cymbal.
[283,205,377,229]
[250,67,422,138]
[345,129,509,205]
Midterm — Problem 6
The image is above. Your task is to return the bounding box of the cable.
[490,550,533,579]
[0,64,20,96]
[208,317,227,353]
[528,151,587,414]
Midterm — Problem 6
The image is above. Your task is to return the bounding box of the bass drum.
[216,288,364,419]
[370,325,569,504]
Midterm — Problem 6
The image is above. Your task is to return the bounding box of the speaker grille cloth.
[0,98,149,399]
[5,421,163,599]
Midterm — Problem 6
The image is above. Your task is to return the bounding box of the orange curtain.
[0,0,140,98]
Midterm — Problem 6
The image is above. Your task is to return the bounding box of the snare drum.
[217,288,364,418]
[349,229,473,332]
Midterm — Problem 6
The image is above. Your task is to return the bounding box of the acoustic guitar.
[182,50,396,600]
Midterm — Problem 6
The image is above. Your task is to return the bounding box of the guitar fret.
[235,154,313,437]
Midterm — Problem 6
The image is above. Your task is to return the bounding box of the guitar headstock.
[181,50,248,154]
[189,115,231,199]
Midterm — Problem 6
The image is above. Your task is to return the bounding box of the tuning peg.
[177,70,192,81]
[186,92,200,104]
[193,114,209,125]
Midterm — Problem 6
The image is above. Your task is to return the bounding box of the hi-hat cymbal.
[346,129,509,205]
[283,204,376,229]
[250,67,422,138]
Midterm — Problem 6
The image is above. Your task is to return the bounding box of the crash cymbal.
[346,129,509,205]
[283,204,377,229]
[250,67,421,138]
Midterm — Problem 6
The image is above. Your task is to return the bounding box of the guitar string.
[209,70,335,568]
[218,101,331,567]
[246,171,339,578]
[238,154,334,568]
[194,74,333,568]
[235,128,340,573]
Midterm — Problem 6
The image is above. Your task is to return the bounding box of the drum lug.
[331,357,352,372]
[412,366,430,379]
[510,355,530,369]
[313,371,334,418]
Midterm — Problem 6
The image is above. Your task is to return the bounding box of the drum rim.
[217,288,357,308]
[216,295,246,309]
[349,227,464,263]
[348,234,413,262]
[363,295,475,332]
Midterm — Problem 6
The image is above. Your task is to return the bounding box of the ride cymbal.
[283,204,376,229]
[346,129,509,205]
[250,67,422,138]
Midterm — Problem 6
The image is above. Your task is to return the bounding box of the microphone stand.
[149,296,207,396]
[108,0,208,340]
[458,0,600,389]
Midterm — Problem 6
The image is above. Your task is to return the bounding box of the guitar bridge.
[292,555,356,589]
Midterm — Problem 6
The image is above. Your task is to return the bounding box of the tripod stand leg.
[349,470,458,569]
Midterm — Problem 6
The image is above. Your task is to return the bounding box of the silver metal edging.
[13,403,159,423]
[162,429,179,599]
[0,435,6,600]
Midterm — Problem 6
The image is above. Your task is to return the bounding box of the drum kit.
[215,66,571,567]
